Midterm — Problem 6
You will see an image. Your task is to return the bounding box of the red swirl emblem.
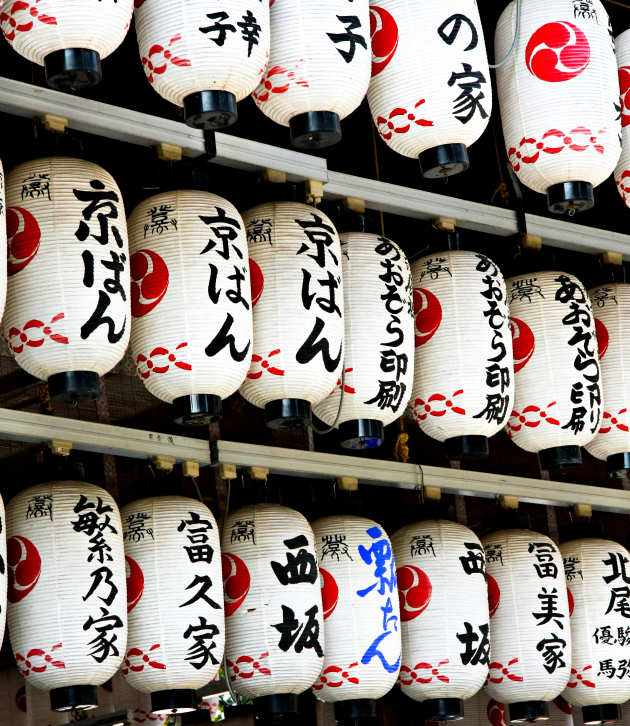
[620,66,630,128]
[487,700,507,726]
[567,586,575,616]
[126,555,144,613]
[413,288,442,347]
[595,318,609,359]
[487,573,501,618]
[7,206,41,276]
[397,564,432,621]
[8,535,41,603]
[525,22,590,82]
[320,567,339,619]
[250,258,264,307]
[222,552,251,616]
[131,249,169,318]
[370,6,398,77]
[510,317,535,373]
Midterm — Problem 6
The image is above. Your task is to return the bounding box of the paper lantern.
[495,0,620,213]
[0,161,8,325]
[560,538,630,725]
[26,683,69,726]
[0,0,133,91]
[240,203,344,429]
[458,689,573,726]
[408,250,513,460]
[483,529,571,722]
[3,157,130,403]
[134,0,269,130]
[222,504,324,715]
[615,30,630,207]
[313,233,414,449]
[310,515,400,716]
[0,668,26,726]
[253,0,370,149]
[507,271,602,470]
[391,520,489,720]
[127,190,252,425]
[367,0,491,178]
[112,672,170,726]
[7,481,127,712]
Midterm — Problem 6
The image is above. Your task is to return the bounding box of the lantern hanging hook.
[489,0,521,69]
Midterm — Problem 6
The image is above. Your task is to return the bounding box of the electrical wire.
[489,0,521,68]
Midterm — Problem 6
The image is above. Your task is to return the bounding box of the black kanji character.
[83,607,123,663]
[438,13,478,50]
[459,543,486,576]
[83,566,118,606]
[180,575,221,609]
[205,312,251,362]
[199,11,236,46]
[326,15,367,63]
[296,317,342,372]
[457,622,490,666]
[272,604,323,656]
[270,535,318,585]
[447,63,488,124]
[184,617,220,668]
[237,10,261,57]
[536,634,567,674]
[74,180,123,248]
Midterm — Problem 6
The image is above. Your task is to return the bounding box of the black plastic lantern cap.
[265,398,311,430]
[50,685,98,712]
[48,370,100,403]
[508,701,549,723]
[45,49,102,92]
[423,698,464,721]
[538,445,581,471]
[339,419,384,450]
[546,181,594,214]
[582,704,620,725]
[173,393,222,426]
[151,689,197,715]
[418,143,469,179]
[607,452,630,478]
[334,699,377,726]
[184,90,238,130]
[254,694,299,720]
[445,435,489,460]
[289,111,342,149]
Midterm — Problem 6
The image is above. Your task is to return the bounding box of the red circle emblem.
[250,258,264,307]
[130,249,169,318]
[567,586,574,616]
[619,67,630,128]
[397,564,432,621]
[222,552,251,616]
[126,555,144,613]
[487,573,501,618]
[413,288,442,347]
[487,700,507,726]
[595,318,609,359]
[7,206,41,276]
[510,317,535,372]
[525,22,590,82]
[370,6,398,77]
[320,567,339,619]
[8,535,41,603]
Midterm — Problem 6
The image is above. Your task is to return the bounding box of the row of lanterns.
[1,480,630,725]
[4,0,630,214]
[1,155,628,473]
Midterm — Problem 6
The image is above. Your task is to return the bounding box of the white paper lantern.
[408,250,513,460]
[560,538,630,725]
[7,481,127,713]
[459,689,573,726]
[367,0,491,178]
[240,203,344,429]
[614,30,630,207]
[134,0,269,130]
[121,496,224,715]
[0,161,9,325]
[483,529,571,722]
[495,0,620,213]
[313,233,413,449]
[391,520,488,720]
[127,190,252,426]
[507,271,602,470]
[310,515,401,712]
[0,668,26,726]
[222,503,324,714]
[3,157,131,403]
[253,0,370,149]
[112,672,170,726]
[0,0,133,90]
[26,682,69,726]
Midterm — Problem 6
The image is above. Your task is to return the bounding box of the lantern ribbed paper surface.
[367,0,491,178]
[0,668,26,726]
[584,284,630,472]
[311,515,401,701]
[0,161,8,325]
[458,689,573,726]
[313,233,413,449]
[560,538,630,718]
[112,672,170,726]
[240,203,344,429]
[482,529,571,719]
[222,504,324,698]
[3,157,130,402]
[134,0,270,128]
[26,682,68,726]
[127,190,252,424]
[507,271,602,469]
[391,521,489,719]
[6,481,127,712]
[121,497,224,715]
[409,251,513,460]
[614,30,630,207]
[253,0,370,148]
[495,0,620,213]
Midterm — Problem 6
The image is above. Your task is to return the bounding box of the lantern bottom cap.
[582,704,620,725]
[290,111,342,150]
[418,143,469,179]
[48,370,100,403]
[445,435,489,460]
[265,398,312,429]
[254,694,299,719]
[184,90,238,130]
[334,699,377,725]
[151,689,197,715]
[538,445,581,471]
[50,685,98,712]
[173,393,222,425]
[420,699,463,721]
[607,452,630,477]
[339,419,384,449]
[508,701,549,723]
[44,48,102,92]
[546,181,594,214]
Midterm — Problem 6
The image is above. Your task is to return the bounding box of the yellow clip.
[573,503,592,520]
[343,197,366,214]
[156,143,183,162]
[433,216,456,232]
[182,460,200,478]
[306,179,324,206]
[248,466,269,482]
[498,494,519,510]
[48,440,72,457]
[153,455,176,472]
[423,485,442,502]
[261,168,287,184]
[219,463,237,480]
[602,251,623,266]
[336,476,358,492]
[40,114,68,134]
[522,234,542,250]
